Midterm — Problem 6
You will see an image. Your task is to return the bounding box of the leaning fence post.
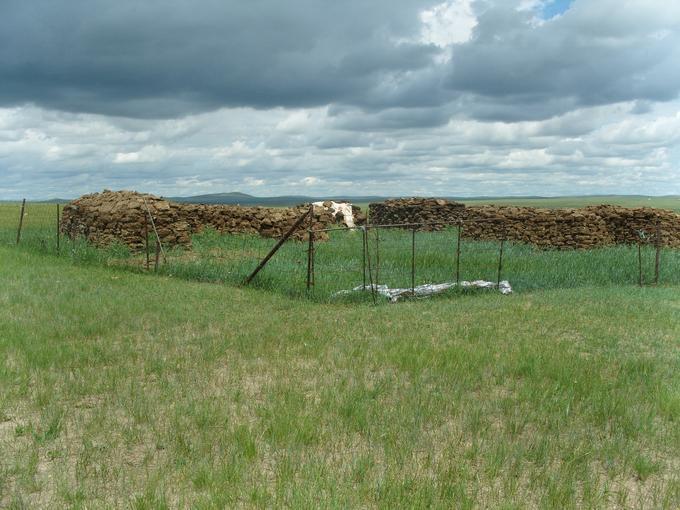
[56,203,61,252]
[654,221,661,285]
[243,207,312,285]
[455,221,462,285]
[16,199,26,245]
[143,198,167,264]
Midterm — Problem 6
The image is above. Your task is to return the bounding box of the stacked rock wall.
[368,198,680,249]
[368,198,466,229]
[462,206,614,249]
[60,190,354,250]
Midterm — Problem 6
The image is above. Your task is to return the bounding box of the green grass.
[1,244,679,508]
[3,203,679,304]
[1,201,680,507]
[459,195,680,211]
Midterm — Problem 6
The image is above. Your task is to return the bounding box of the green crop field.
[1,201,679,508]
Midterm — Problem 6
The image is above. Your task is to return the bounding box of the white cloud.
[301,176,320,186]
[420,0,477,48]
[113,145,169,164]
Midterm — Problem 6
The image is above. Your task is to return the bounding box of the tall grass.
[2,203,679,303]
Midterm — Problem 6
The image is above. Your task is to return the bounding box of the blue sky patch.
[540,0,574,19]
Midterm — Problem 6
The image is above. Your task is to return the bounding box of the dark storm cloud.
[446,0,680,120]
[0,0,441,118]
[1,0,679,123]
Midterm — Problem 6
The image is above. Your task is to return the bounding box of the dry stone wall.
[368,198,466,228]
[60,190,358,250]
[368,198,680,249]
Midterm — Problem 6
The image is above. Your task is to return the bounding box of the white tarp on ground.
[334,280,512,302]
[312,201,356,228]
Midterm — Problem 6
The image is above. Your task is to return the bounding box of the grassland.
[337,195,680,216]
[1,201,679,508]
[2,202,679,303]
[458,195,680,211]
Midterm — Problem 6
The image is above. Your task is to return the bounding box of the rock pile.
[61,191,192,250]
[61,190,363,250]
[368,198,465,229]
[368,198,680,249]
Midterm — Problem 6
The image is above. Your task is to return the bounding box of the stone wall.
[60,190,359,250]
[368,198,680,249]
[368,198,466,228]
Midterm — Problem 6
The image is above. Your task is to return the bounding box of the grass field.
[458,195,680,211]
[341,196,680,216]
[2,202,680,303]
[1,200,679,508]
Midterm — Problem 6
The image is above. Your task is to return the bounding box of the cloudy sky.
[1,0,679,199]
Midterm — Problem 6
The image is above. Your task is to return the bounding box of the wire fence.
[2,201,679,303]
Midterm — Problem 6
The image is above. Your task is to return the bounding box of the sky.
[1,0,679,199]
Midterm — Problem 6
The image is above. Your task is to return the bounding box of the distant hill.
[167,192,388,206]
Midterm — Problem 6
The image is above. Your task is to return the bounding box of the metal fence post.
[497,237,505,288]
[375,227,380,289]
[362,226,367,289]
[411,227,416,296]
[654,221,661,285]
[306,205,315,291]
[455,221,462,285]
[16,199,26,245]
[144,220,150,270]
[56,203,60,252]
[638,241,643,287]
[365,226,376,304]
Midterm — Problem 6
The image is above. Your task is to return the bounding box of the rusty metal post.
[16,199,26,245]
[306,206,315,291]
[56,203,60,252]
[365,226,376,304]
[243,207,311,285]
[638,241,643,287]
[144,220,150,270]
[654,221,661,285]
[411,227,416,296]
[362,226,366,289]
[143,198,167,264]
[455,221,462,285]
[155,239,160,272]
[497,237,505,288]
[375,227,380,290]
